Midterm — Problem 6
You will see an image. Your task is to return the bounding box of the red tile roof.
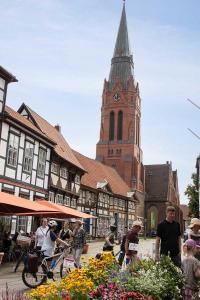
[73,150,130,197]
[5,105,53,143]
[24,105,85,172]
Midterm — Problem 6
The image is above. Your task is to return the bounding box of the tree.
[185,173,199,217]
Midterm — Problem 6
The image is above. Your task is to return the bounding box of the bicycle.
[22,246,74,288]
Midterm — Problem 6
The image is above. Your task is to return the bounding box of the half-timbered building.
[18,104,85,210]
[0,67,55,233]
[73,150,137,237]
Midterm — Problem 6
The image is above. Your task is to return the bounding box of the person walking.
[71,220,86,268]
[103,225,117,252]
[35,218,48,250]
[125,220,142,265]
[187,218,200,260]
[155,206,181,267]
[182,239,200,300]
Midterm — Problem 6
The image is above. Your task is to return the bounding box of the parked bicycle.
[22,246,74,288]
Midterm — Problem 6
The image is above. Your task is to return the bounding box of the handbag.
[82,244,89,254]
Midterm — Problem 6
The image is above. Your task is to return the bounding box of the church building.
[96,3,145,218]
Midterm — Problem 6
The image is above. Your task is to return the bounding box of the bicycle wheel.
[22,265,47,288]
[60,262,71,278]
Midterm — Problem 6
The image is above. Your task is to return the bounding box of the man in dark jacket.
[155,206,181,267]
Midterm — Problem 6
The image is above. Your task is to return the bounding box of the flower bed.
[27,253,184,300]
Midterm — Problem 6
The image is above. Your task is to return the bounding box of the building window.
[114,198,118,206]
[71,198,76,207]
[49,191,54,202]
[109,111,115,141]
[23,141,34,173]
[117,111,123,140]
[17,216,27,233]
[51,162,59,174]
[7,133,19,167]
[55,194,63,204]
[37,148,46,178]
[110,197,113,206]
[60,167,68,178]
[75,174,80,183]
[64,196,70,206]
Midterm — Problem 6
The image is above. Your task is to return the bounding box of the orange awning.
[36,200,97,219]
[0,192,58,216]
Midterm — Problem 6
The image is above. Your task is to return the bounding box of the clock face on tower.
[113,93,120,102]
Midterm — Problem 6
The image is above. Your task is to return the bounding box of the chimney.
[55,124,61,133]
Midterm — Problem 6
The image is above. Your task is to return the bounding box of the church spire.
[113,2,130,57]
[108,2,134,90]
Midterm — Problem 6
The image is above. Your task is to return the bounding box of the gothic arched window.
[117,111,123,140]
[109,111,115,141]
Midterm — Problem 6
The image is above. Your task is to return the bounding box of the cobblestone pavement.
[0,239,155,296]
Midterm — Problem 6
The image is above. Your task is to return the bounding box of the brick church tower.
[96,3,145,206]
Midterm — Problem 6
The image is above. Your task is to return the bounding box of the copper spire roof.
[108,3,134,90]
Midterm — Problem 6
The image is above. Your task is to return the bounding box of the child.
[182,239,200,300]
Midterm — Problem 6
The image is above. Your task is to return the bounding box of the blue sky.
[1,0,200,204]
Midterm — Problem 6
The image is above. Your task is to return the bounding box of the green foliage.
[122,256,184,300]
[185,173,199,217]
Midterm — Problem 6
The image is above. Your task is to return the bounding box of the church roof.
[108,3,134,90]
[73,150,131,197]
[18,104,85,172]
